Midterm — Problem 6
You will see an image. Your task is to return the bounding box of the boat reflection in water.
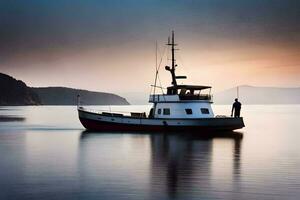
[79,131,242,200]
[149,132,242,199]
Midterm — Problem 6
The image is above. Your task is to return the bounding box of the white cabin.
[149,85,214,119]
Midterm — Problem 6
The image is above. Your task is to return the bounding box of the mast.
[165,31,186,87]
[171,31,175,70]
[165,31,178,86]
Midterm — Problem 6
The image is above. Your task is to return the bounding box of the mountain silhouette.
[0,73,129,106]
[0,73,41,105]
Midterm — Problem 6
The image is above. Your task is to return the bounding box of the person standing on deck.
[231,98,242,117]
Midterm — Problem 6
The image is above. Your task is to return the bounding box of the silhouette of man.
[231,98,241,117]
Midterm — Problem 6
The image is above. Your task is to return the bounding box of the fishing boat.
[78,31,245,132]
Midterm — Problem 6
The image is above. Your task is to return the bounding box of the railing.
[79,106,148,118]
[149,94,213,102]
[149,94,177,102]
[149,94,160,102]
[179,94,212,101]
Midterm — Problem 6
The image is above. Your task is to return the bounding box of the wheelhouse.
[167,85,212,101]
[149,85,214,119]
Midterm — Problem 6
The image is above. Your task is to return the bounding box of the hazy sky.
[0,0,299,102]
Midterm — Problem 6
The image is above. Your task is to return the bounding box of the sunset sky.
[0,0,299,103]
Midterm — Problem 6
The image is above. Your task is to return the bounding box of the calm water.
[0,105,300,200]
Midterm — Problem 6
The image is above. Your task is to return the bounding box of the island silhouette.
[0,73,129,106]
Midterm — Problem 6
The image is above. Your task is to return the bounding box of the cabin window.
[185,108,193,115]
[163,108,170,115]
[201,108,210,114]
[157,109,161,114]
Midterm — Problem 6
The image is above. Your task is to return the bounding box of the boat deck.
[78,108,245,132]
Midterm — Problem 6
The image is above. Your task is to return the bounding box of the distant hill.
[32,87,129,105]
[0,73,129,106]
[214,85,300,104]
[0,73,41,105]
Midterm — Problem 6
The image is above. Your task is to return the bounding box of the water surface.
[0,105,299,199]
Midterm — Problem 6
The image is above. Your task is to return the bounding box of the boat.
[78,31,245,132]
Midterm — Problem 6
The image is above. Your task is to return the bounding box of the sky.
[0,0,299,103]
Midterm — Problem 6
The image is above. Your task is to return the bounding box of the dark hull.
[79,117,244,133]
